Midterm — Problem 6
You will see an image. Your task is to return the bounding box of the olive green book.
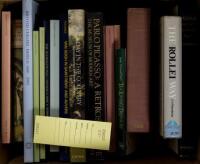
[33,31,40,162]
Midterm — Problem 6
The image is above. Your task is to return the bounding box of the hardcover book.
[127,8,150,133]
[12,20,23,142]
[68,9,86,162]
[50,20,60,153]
[160,16,182,138]
[169,0,199,158]
[22,0,38,162]
[59,13,69,161]
[86,12,105,161]
[115,48,126,155]
[1,11,11,144]
[105,25,120,152]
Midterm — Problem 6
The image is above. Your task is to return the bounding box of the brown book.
[127,8,150,132]
[12,19,23,142]
[1,11,11,143]
[105,25,120,152]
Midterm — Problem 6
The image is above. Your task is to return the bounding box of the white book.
[160,16,182,138]
[50,20,60,152]
[22,0,38,162]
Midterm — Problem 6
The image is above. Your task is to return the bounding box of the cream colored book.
[160,16,182,138]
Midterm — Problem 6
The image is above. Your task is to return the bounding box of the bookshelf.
[0,0,200,163]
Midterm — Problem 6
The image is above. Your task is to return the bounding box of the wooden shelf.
[8,155,199,164]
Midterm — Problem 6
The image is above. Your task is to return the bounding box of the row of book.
[1,0,199,162]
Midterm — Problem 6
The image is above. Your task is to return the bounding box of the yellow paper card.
[33,116,112,150]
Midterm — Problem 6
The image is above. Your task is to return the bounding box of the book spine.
[59,13,69,119]
[33,31,40,162]
[1,11,11,144]
[22,0,38,162]
[127,8,150,132]
[12,20,23,142]
[115,48,126,155]
[39,27,46,160]
[160,16,182,138]
[68,9,86,163]
[177,14,199,159]
[105,25,120,152]
[50,20,60,152]
[105,26,115,152]
[59,13,69,161]
[43,20,50,159]
[87,12,105,161]
[44,20,50,117]
[86,12,94,121]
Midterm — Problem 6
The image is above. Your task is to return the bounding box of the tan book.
[127,8,150,132]
[1,11,11,144]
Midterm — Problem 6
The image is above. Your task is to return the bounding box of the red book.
[105,25,120,152]
[1,11,11,143]
[127,8,150,132]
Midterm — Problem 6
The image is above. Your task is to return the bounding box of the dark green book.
[115,48,126,155]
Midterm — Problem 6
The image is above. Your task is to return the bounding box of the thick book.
[68,9,86,163]
[1,11,11,144]
[160,16,182,138]
[12,19,23,142]
[22,0,38,162]
[50,20,60,153]
[127,8,150,132]
[169,1,199,158]
[86,12,105,161]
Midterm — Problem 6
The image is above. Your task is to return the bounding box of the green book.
[39,27,46,160]
[33,31,40,162]
[115,48,126,155]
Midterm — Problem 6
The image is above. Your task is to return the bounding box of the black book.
[175,0,200,159]
[86,12,105,161]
